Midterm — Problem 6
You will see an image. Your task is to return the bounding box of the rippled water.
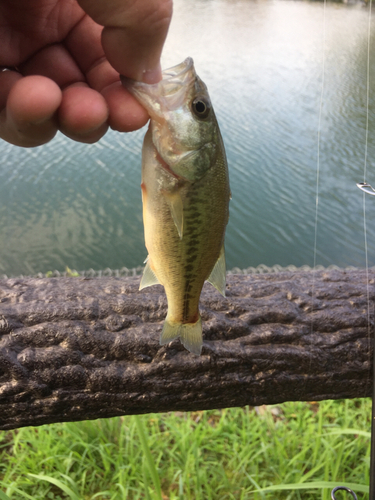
[1,0,375,276]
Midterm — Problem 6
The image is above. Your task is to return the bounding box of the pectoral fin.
[139,259,160,290]
[207,244,226,297]
[164,191,184,239]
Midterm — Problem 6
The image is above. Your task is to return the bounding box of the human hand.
[0,0,172,147]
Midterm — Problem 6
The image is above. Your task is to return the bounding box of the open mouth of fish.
[120,58,196,119]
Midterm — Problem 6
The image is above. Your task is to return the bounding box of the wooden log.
[0,269,373,430]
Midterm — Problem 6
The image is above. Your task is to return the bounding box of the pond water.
[1,0,375,276]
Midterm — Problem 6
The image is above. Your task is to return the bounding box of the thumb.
[77,0,173,83]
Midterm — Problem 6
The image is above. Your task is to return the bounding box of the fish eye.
[192,97,211,119]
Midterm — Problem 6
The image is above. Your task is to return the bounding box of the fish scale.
[122,58,230,355]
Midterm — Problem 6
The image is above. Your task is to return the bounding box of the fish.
[122,58,230,355]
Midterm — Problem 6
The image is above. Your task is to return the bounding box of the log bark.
[0,269,373,430]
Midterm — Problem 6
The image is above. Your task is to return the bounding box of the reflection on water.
[1,0,375,276]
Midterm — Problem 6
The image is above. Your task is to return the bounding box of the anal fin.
[207,244,226,297]
[139,258,160,290]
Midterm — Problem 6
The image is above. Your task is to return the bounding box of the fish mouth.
[160,58,195,84]
[121,58,197,119]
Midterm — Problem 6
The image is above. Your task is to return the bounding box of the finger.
[77,0,172,82]
[57,83,109,143]
[0,75,61,147]
[63,14,106,76]
[0,0,85,67]
[64,15,150,131]
[101,81,149,132]
[102,27,163,84]
[0,69,22,110]
[64,14,119,90]
[20,43,86,88]
[18,43,109,143]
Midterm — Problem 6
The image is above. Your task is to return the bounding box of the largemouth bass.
[122,58,230,355]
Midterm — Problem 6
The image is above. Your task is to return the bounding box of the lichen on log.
[0,268,373,430]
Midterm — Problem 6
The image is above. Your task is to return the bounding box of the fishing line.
[364,0,372,395]
[311,0,327,334]
[362,4,375,498]
[357,0,373,398]
[355,3,373,499]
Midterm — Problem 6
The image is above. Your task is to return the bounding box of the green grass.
[0,399,371,499]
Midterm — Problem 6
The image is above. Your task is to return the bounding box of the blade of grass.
[91,490,112,498]
[3,486,35,500]
[142,459,152,500]
[27,473,80,500]
[322,429,371,438]
[254,481,369,494]
[245,474,266,500]
[134,415,162,500]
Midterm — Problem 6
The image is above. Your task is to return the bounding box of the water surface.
[1,0,375,276]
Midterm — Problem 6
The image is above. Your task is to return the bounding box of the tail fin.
[160,316,203,355]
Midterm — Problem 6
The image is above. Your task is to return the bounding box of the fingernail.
[142,64,162,84]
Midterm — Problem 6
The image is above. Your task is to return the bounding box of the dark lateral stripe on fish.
[186,238,200,246]
[182,284,196,322]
